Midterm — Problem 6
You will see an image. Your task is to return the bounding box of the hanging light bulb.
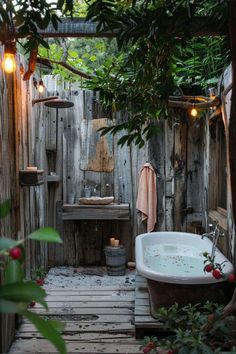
[38,79,45,93]
[2,42,16,74]
[190,106,198,117]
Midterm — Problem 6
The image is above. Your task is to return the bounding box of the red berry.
[36,278,44,286]
[9,247,22,260]
[143,347,151,354]
[228,273,235,283]
[208,314,215,322]
[212,269,222,279]
[167,350,174,354]
[147,341,155,349]
[204,264,213,272]
[29,301,36,308]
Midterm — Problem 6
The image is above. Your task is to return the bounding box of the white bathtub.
[136,232,235,315]
[135,232,234,285]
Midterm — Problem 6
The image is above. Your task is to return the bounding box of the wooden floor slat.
[30,306,134,315]
[17,322,135,333]
[45,288,135,295]
[15,332,137,341]
[9,339,143,353]
[45,286,135,292]
[43,294,135,302]
[34,300,134,308]
[22,314,133,324]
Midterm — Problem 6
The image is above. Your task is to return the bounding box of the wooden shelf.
[19,170,44,186]
[62,203,130,220]
[46,175,60,182]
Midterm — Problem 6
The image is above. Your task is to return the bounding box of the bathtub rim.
[135,231,234,285]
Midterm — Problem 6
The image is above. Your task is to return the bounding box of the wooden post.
[228,1,236,259]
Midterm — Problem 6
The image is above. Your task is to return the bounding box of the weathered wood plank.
[23,314,133,324]
[45,289,135,295]
[17,321,135,333]
[9,339,142,353]
[186,117,204,233]
[164,118,175,231]
[63,221,76,266]
[32,301,134,308]
[173,117,187,230]
[135,305,151,316]
[80,118,114,172]
[148,120,166,231]
[63,203,130,210]
[46,290,134,302]
[15,332,139,342]
[130,137,149,239]
[45,286,135,292]
[37,291,134,301]
[62,203,130,220]
[29,307,134,315]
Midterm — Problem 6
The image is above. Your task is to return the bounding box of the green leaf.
[57,0,64,9]
[0,237,19,251]
[0,299,27,314]
[49,319,65,333]
[89,55,97,62]
[5,260,24,284]
[28,227,62,243]
[0,282,47,309]
[0,200,11,218]
[23,311,66,354]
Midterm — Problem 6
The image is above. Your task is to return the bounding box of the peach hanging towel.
[136,162,157,232]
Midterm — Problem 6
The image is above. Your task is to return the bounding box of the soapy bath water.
[145,244,206,277]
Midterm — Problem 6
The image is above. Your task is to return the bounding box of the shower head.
[32,96,74,108]
[44,99,74,108]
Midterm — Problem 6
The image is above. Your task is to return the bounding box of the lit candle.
[114,240,120,247]
[26,166,37,171]
[110,238,115,246]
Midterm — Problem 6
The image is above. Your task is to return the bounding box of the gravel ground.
[44,266,136,289]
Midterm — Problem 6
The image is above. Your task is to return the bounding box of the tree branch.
[38,57,93,79]
[168,96,220,109]
[23,47,38,81]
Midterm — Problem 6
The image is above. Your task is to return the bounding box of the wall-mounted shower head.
[32,96,74,108]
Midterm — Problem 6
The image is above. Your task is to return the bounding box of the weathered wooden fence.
[0,49,47,353]
[42,76,149,266]
[43,76,208,267]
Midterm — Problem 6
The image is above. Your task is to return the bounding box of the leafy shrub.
[0,200,66,354]
[141,302,236,354]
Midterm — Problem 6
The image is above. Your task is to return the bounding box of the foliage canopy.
[0,0,74,52]
[0,0,230,146]
[83,0,230,146]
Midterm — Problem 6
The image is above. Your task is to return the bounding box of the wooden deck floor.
[134,275,164,338]
[8,285,143,354]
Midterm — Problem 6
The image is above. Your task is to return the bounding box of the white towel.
[136,163,157,232]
